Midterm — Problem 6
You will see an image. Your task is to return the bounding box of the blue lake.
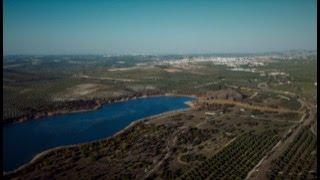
[3,96,194,172]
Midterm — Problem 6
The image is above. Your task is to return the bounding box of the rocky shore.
[3,94,197,176]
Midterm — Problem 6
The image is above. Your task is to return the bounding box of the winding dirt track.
[144,129,181,179]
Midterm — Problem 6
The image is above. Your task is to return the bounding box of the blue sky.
[4,0,317,55]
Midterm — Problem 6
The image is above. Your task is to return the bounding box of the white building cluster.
[155,56,266,69]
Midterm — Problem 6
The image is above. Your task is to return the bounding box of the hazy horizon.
[3,49,317,57]
[4,0,317,55]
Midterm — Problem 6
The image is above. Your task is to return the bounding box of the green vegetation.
[4,55,315,122]
[3,54,317,179]
[179,131,280,180]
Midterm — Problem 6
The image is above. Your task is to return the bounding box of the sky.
[4,0,317,55]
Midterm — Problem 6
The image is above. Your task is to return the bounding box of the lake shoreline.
[3,94,196,175]
[3,91,196,125]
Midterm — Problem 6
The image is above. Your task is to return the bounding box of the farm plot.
[179,131,280,180]
[268,127,317,180]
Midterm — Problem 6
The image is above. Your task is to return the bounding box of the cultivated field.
[3,54,317,179]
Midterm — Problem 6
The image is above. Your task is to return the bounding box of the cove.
[3,96,194,172]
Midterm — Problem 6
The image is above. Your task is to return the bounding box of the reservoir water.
[3,96,194,172]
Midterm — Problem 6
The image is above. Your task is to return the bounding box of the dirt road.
[204,99,301,114]
[144,132,179,179]
[246,99,315,179]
